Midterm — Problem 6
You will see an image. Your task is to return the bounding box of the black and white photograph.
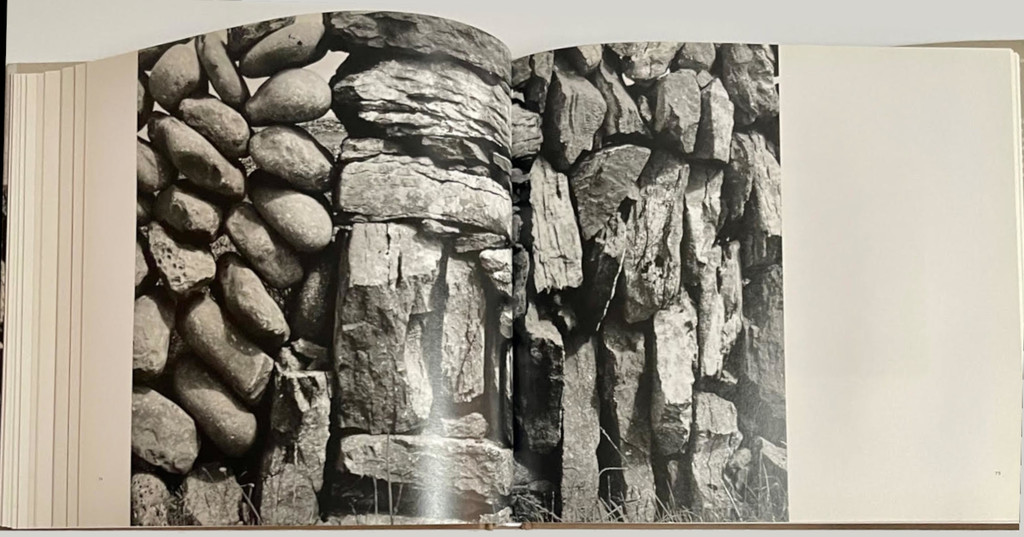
[130,9,785,527]
[508,42,785,522]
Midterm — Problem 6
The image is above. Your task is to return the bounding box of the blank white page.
[781,45,1023,523]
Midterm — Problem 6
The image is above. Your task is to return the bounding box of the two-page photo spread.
[125,10,787,527]
[128,11,786,527]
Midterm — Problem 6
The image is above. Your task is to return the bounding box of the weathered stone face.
[542,67,607,171]
[689,392,743,512]
[515,305,565,454]
[131,473,177,527]
[720,44,779,127]
[259,370,332,526]
[607,42,681,81]
[179,464,246,526]
[528,158,584,293]
[560,338,602,521]
[332,223,440,434]
[570,145,650,241]
[337,435,514,500]
[131,386,200,475]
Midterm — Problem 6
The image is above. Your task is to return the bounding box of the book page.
[508,43,785,523]
[129,11,514,527]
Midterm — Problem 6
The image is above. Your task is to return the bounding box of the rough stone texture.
[736,134,782,270]
[250,180,333,253]
[246,68,332,126]
[178,97,250,159]
[438,412,489,438]
[622,151,688,323]
[542,67,606,171]
[608,42,681,80]
[565,45,604,75]
[137,195,153,225]
[135,239,150,289]
[576,211,629,332]
[591,60,646,141]
[324,11,511,81]
[249,125,334,193]
[131,473,176,527]
[133,294,175,378]
[650,301,698,457]
[173,356,259,457]
[197,33,250,109]
[338,154,512,237]
[515,305,564,454]
[153,185,223,243]
[259,370,331,526]
[478,248,513,298]
[511,104,543,160]
[226,17,296,58]
[596,315,657,520]
[148,114,246,199]
[179,464,245,526]
[697,242,743,380]
[683,164,724,283]
[689,392,743,512]
[238,16,326,78]
[560,338,601,522]
[674,43,717,72]
[694,79,735,163]
[528,158,583,293]
[512,247,530,319]
[515,51,554,113]
[333,58,510,149]
[570,145,650,241]
[441,256,487,403]
[224,203,304,289]
[738,264,786,444]
[755,436,788,486]
[289,254,336,344]
[137,139,176,194]
[332,223,441,433]
[179,294,274,405]
[147,222,216,297]
[720,44,779,127]
[131,386,199,474]
[338,435,513,499]
[149,41,204,111]
[652,70,702,154]
[217,253,290,346]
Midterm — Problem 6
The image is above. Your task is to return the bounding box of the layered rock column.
[510,42,785,522]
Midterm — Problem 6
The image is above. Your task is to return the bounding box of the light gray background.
[7,0,1024,63]
[5,0,1023,534]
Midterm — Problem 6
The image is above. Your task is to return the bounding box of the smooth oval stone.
[224,204,304,288]
[137,195,153,225]
[172,356,258,457]
[196,33,249,109]
[249,125,333,192]
[131,386,200,474]
[148,41,205,111]
[133,294,174,377]
[147,222,216,296]
[137,74,153,131]
[130,473,176,527]
[137,139,176,194]
[245,68,331,126]
[290,254,336,344]
[148,114,245,199]
[217,253,289,346]
[238,17,325,78]
[226,16,296,59]
[153,184,223,243]
[179,294,274,405]
[178,97,250,158]
[135,239,150,289]
[250,181,332,252]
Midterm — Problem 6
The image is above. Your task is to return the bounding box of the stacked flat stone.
[132,11,515,526]
[509,42,785,522]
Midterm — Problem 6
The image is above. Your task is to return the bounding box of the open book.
[1,10,1022,529]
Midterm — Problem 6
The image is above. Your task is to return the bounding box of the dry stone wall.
[131,11,514,526]
[509,42,787,522]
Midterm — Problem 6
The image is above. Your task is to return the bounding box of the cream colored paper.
[780,45,1023,523]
